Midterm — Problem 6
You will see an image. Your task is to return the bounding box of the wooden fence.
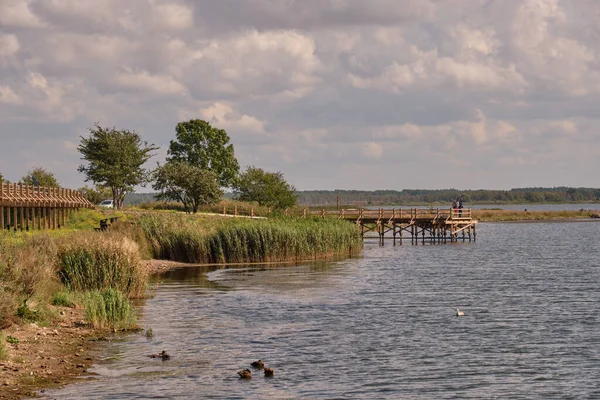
[0,182,93,231]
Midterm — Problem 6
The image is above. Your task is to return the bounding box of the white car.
[98,199,114,208]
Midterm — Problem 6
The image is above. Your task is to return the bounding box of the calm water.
[45,221,600,399]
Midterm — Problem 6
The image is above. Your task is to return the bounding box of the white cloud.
[1,0,600,189]
[114,69,187,95]
[199,102,266,135]
[0,34,20,66]
[362,142,383,159]
[0,0,44,28]
[152,2,194,30]
[0,85,21,105]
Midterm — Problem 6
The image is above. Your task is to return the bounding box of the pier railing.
[284,207,472,221]
[1,182,93,230]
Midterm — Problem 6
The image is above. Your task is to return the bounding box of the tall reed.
[56,232,148,298]
[139,214,362,264]
[83,288,137,330]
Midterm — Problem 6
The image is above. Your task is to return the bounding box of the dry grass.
[472,209,597,222]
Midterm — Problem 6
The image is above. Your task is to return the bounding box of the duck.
[151,350,170,360]
[456,309,465,317]
[238,369,252,379]
[264,367,274,377]
[251,360,265,369]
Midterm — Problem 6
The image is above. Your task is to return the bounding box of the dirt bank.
[0,306,100,400]
[0,259,194,400]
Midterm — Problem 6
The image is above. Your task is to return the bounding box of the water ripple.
[46,222,600,399]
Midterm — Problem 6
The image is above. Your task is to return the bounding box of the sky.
[1,0,599,191]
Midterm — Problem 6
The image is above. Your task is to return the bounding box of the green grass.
[56,232,148,298]
[82,288,137,330]
[139,213,362,264]
[0,334,8,361]
[51,290,74,307]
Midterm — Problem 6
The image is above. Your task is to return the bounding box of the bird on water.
[456,309,465,317]
[238,369,252,379]
[251,360,265,369]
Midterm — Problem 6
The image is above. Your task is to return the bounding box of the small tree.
[21,166,59,187]
[78,123,158,209]
[153,162,222,213]
[78,185,113,205]
[234,166,297,210]
[167,119,240,188]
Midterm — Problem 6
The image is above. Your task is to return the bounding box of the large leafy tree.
[21,166,59,187]
[167,119,240,187]
[234,166,297,210]
[153,162,223,213]
[78,123,158,209]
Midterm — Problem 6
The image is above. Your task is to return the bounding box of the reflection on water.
[45,221,600,399]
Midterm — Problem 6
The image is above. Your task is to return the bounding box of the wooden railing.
[284,207,473,221]
[1,182,93,230]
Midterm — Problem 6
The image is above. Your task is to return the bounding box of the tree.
[78,123,158,209]
[78,185,113,205]
[153,162,223,213]
[234,166,297,210]
[167,119,240,187]
[21,166,59,187]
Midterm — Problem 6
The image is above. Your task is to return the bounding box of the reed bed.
[82,288,137,330]
[139,214,362,264]
[56,232,147,298]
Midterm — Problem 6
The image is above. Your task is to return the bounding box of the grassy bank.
[472,209,600,222]
[1,209,362,333]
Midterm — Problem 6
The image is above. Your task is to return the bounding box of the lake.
[45,221,600,399]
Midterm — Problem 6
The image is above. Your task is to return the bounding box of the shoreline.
[0,260,188,400]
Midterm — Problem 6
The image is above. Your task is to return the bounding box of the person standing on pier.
[452,199,458,217]
[458,198,464,217]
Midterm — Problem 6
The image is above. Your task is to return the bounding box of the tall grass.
[0,333,8,361]
[0,232,59,328]
[56,232,148,298]
[83,288,137,330]
[139,214,362,264]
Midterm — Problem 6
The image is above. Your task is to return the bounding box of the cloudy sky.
[1,0,599,191]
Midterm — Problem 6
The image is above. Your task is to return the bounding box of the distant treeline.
[295,188,600,206]
[125,187,600,207]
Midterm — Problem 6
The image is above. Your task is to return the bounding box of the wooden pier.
[0,182,93,231]
[291,208,477,245]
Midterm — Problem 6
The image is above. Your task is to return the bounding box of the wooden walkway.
[0,182,92,231]
[291,208,477,244]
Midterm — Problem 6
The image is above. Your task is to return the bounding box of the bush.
[56,232,148,298]
[83,288,137,330]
